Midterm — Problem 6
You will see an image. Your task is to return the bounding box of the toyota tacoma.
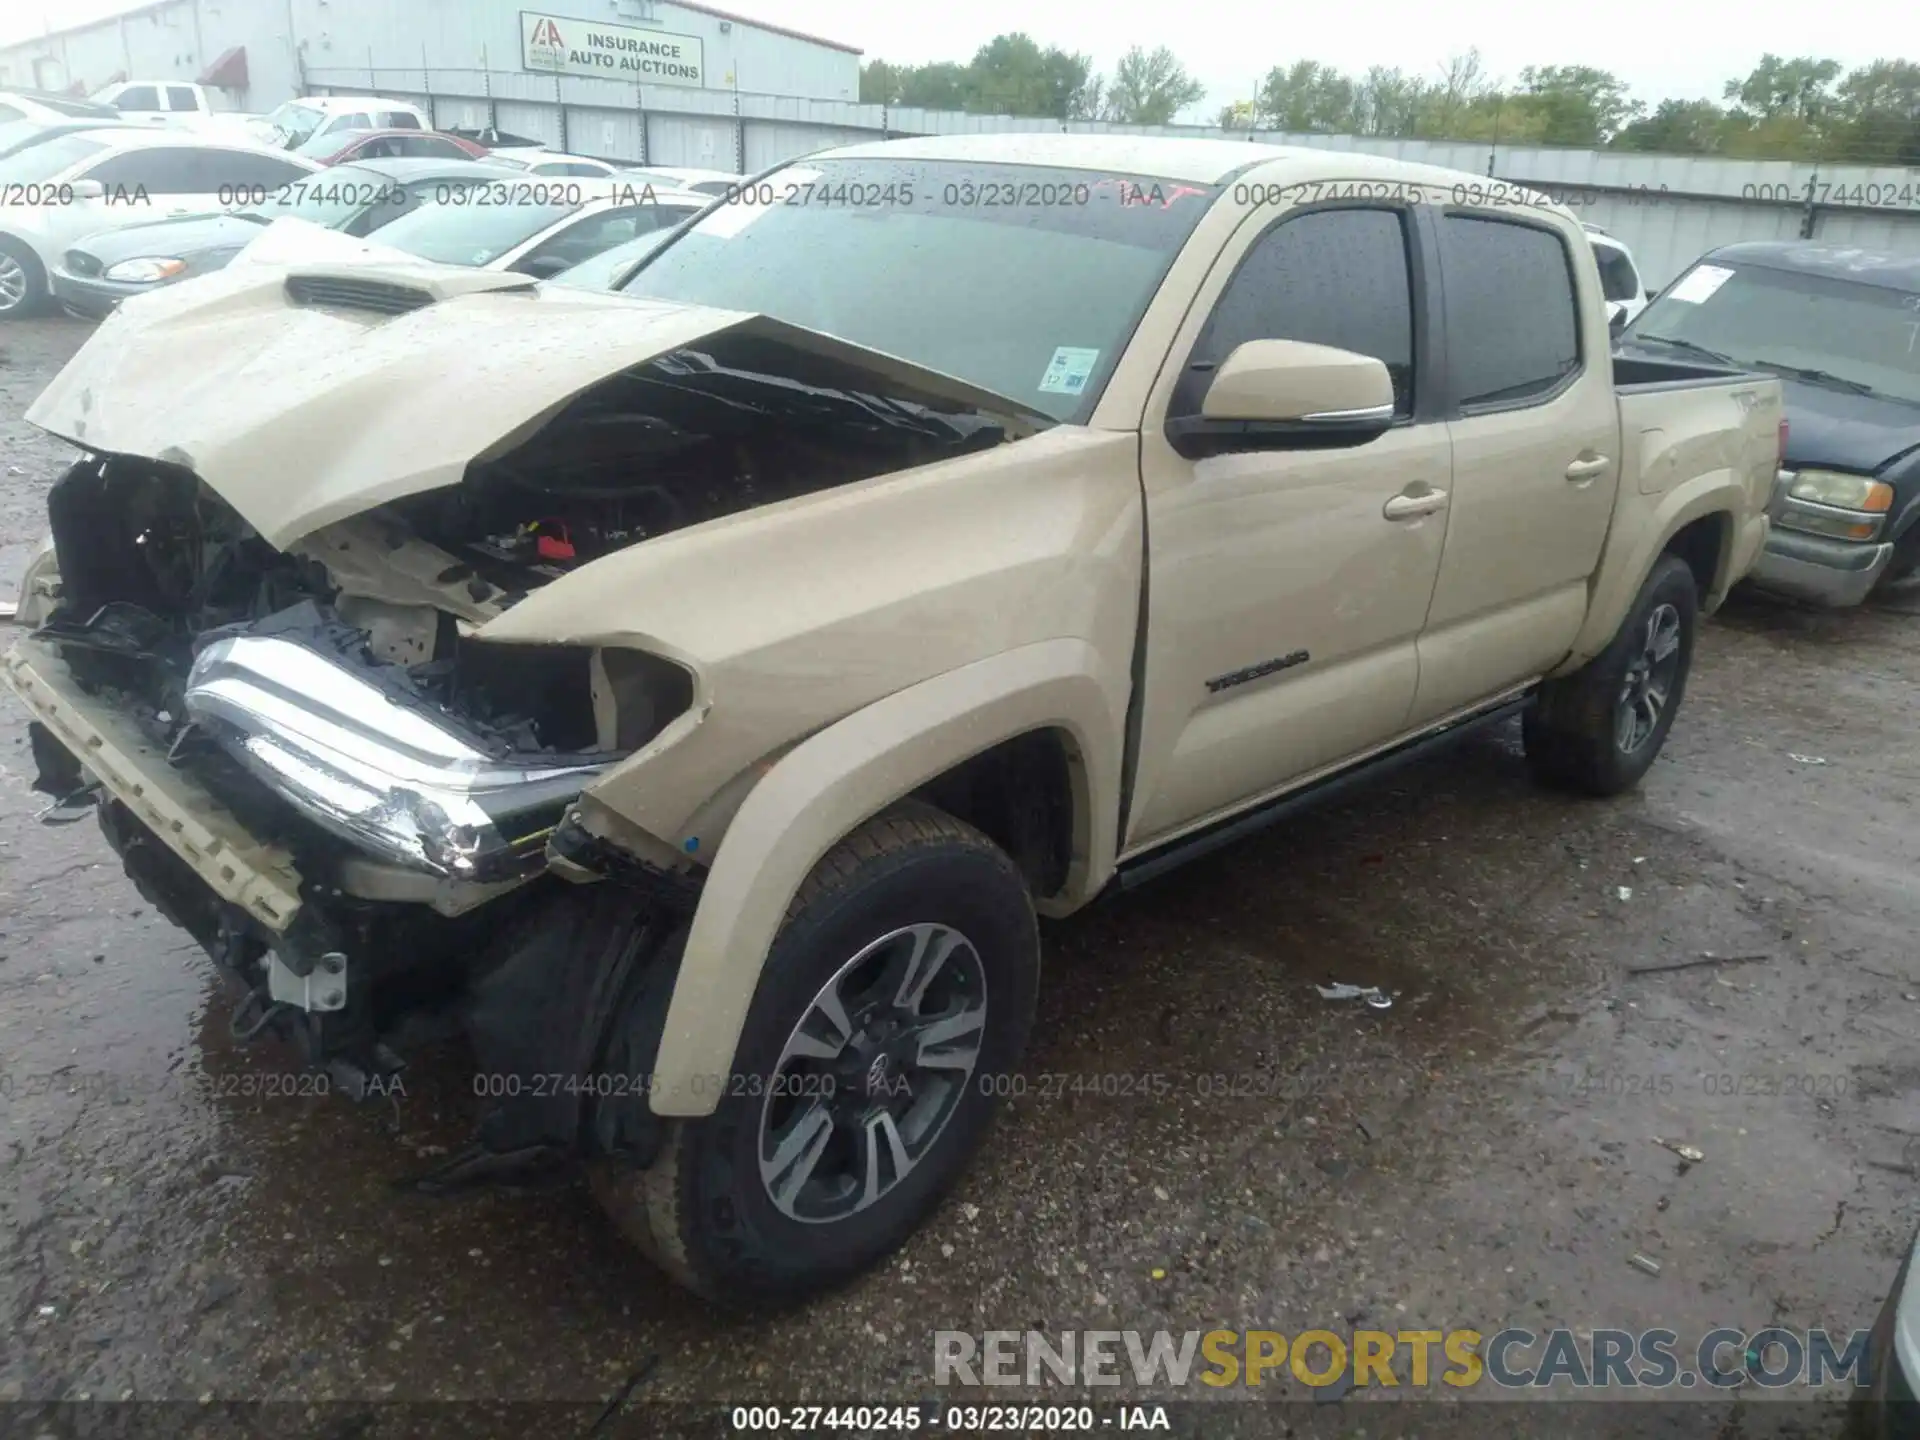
[4,135,1782,1307]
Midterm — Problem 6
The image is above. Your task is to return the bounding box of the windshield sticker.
[1038,346,1100,396]
[1667,264,1735,305]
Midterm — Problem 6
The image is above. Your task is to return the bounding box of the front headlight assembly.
[103,257,188,284]
[184,635,616,882]
[1779,469,1894,541]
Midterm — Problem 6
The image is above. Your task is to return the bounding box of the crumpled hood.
[26,258,1046,550]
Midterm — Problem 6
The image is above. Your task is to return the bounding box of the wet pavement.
[1,315,1916,1436]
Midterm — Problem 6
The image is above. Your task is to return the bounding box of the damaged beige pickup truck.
[5,135,1781,1306]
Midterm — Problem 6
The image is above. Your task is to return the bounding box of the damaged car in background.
[4,135,1780,1308]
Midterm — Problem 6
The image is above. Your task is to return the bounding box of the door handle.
[1383,488,1448,520]
[1565,455,1611,481]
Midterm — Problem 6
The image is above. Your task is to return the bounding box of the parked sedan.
[52,156,517,319]
[232,178,710,279]
[295,128,490,166]
[0,127,319,317]
[1619,241,1920,607]
[0,119,127,162]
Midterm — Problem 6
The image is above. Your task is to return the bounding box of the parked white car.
[250,95,433,151]
[1587,225,1651,329]
[230,178,710,279]
[0,128,320,317]
[487,150,621,178]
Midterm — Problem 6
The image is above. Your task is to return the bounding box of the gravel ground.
[1,315,1916,1439]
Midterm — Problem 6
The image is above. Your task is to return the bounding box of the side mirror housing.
[1168,339,1395,458]
[68,179,106,201]
[1609,308,1628,339]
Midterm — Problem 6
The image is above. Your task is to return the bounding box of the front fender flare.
[646,638,1125,1117]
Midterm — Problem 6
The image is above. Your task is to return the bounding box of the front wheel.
[590,801,1039,1308]
[1524,554,1698,796]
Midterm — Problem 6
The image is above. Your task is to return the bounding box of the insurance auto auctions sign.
[520,11,705,86]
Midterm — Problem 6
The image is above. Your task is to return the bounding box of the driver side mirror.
[1167,339,1395,458]
[69,179,105,201]
[1609,308,1629,339]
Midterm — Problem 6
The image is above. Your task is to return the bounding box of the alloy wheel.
[758,922,988,1224]
[1616,601,1682,754]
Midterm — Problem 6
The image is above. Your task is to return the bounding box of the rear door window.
[166,85,199,112]
[114,85,161,111]
[1437,214,1582,410]
[82,146,203,193]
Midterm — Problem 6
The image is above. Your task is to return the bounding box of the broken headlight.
[184,634,613,881]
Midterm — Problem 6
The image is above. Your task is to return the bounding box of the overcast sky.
[1,0,1903,114]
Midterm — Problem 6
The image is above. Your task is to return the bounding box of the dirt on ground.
[0,316,1915,1439]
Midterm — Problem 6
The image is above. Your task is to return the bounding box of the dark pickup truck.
[1620,241,1920,607]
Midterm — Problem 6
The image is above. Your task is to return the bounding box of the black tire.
[1523,554,1698,797]
[0,236,50,320]
[590,800,1039,1308]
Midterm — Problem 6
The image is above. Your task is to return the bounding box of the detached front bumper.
[1746,529,1894,608]
[3,635,305,932]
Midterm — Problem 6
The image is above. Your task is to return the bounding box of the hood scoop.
[283,264,539,317]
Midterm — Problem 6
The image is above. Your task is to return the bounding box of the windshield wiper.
[1632,333,1735,365]
[1746,359,1877,397]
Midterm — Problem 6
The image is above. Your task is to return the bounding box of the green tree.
[1832,58,1920,163]
[1254,60,1359,132]
[965,33,1095,118]
[1613,98,1729,153]
[1356,66,1431,136]
[1100,45,1207,124]
[1513,65,1643,145]
[1723,54,1842,122]
[858,34,1095,118]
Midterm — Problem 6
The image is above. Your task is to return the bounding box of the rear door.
[1406,209,1619,727]
[1124,199,1452,852]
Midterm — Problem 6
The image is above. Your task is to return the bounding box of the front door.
[1124,200,1453,853]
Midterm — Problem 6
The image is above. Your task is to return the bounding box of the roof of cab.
[1706,240,1920,291]
[812,132,1572,202]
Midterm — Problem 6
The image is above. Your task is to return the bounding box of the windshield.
[371,194,583,265]
[0,132,110,184]
[240,165,392,228]
[620,157,1217,420]
[550,226,680,291]
[266,102,326,145]
[1630,260,1920,405]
